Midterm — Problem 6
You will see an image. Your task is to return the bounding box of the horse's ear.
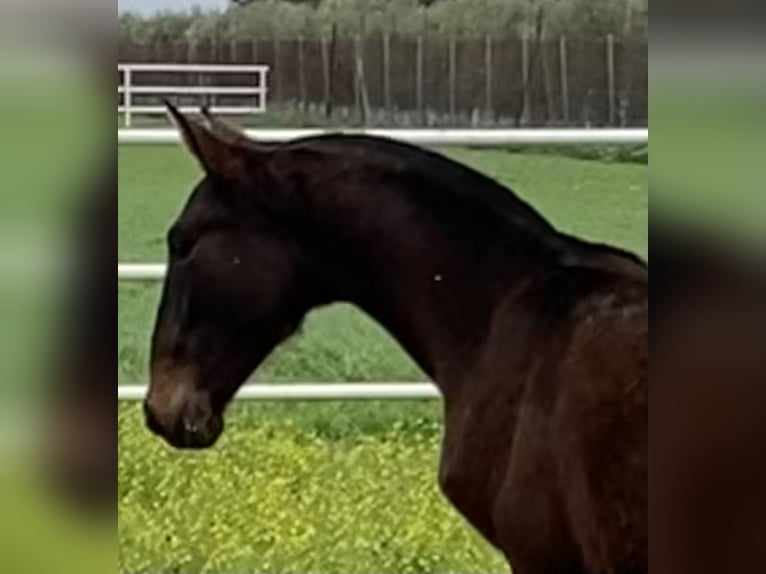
[199,106,251,145]
[165,101,250,182]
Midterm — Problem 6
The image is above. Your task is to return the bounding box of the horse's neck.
[306,185,548,387]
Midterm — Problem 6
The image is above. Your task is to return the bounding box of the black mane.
[285,134,555,232]
[282,134,646,269]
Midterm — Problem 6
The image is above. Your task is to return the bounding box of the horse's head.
[145,106,323,449]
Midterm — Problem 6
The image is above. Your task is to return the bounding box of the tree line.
[119,0,648,44]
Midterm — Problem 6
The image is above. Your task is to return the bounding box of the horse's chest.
[438,394,520,544]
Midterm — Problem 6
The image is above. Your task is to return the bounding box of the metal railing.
[119,383,439,402]
[118,127,648,147]
[118,63,269,128]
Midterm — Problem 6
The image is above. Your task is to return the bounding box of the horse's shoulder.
[522,253,643,331]
[574,277,647,323]
[558,275,647,400]
[527,259,648,392]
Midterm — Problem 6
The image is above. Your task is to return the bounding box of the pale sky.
[118,0,227,15]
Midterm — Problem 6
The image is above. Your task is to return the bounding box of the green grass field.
[118,145,647,573]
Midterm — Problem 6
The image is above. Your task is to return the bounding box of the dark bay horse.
[145,105,647,574]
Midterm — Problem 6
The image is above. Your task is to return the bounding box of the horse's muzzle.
[143,395,223,449]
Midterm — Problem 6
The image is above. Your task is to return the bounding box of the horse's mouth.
[174,412,223,450]
[144,399,224,450]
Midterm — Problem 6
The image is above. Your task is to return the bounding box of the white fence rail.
[118,63,269,128]
[119,383,439,402]
[119,263,166,282]
[119,127,648,147]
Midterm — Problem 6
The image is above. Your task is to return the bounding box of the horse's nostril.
[183,418,199,435]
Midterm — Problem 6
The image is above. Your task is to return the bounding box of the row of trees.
[119,0,648,44]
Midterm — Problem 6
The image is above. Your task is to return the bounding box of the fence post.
[124,67,133,128]
[559,36,570,124]
[607,33,616,126]
[354,35,370,126]
[298,36,307,113]
[416,35,425,125]
[449,36,457,123]
[354,35,361,121]
[321,36,330,117]
[251,39,259,64]
[273,37,282,105]
[259,67,268,112]
[484,35,493,121]
[189,40,201,110]
[521,34,530,126]
[383,33,392,116]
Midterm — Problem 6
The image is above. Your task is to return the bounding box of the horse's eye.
[168,228,194,259]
